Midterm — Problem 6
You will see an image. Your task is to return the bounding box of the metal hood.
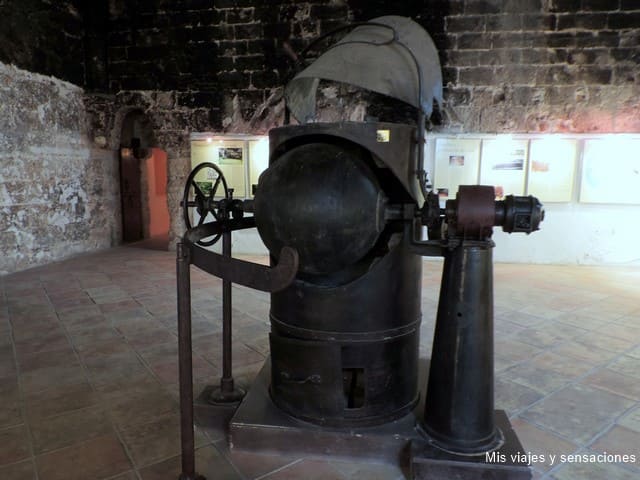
[284,15,443,123]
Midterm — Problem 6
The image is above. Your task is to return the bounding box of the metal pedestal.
[229,361,422,464]
[410,411,531,480]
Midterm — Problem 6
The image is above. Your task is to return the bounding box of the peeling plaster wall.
[0,62,120,275]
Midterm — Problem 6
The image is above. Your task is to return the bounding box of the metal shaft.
[221,228,234,391]
[176,243,199,479]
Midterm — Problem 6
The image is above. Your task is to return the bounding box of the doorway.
[119,111,170,248]
[119,144,143,242]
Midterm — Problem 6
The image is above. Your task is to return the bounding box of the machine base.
[410,410,532,480]
[229,361,423,464]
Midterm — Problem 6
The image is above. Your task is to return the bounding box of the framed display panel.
[580,138,640,205]
[527,138,577,202]
[433,138,481,201]
[480,138,528,199]
[249,138,270,191]
[190,135,269,199]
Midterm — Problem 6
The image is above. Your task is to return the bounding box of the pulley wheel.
[182,162,229,246]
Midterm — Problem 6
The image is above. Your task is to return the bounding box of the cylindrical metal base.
[422,241,502,454]
[268,242,422,427]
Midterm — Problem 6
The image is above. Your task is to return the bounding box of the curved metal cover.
[285,15,443,123]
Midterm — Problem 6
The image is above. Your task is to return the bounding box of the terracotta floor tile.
[617,405,640,433]
[105,386,178,430]
[195,445,243,480]
[574,331,637,353]
[30,405,113,454]
[223,443,300,480]
[125,328,176,350]
[14,331,70,357]
[529,351,593,378]
[550,459,639,480]
[0,459,36,480]
[607,355,640,379]
[106,472,138,480]
[501,363,572,395]
[590,425,640,467]
[582,368,640,401]
[137,341,179,364]
[521,384,634,445]
[257,458,346,480]
[25,381,100,420]
[36,434,132,480]
[137,454,181,480]
[552,340,618,365]
[0,389,23,428]
[20,364,86,395]
[495,378,544,416]
[18,347,79,372]
[120,411,207,468]
[70,326,123,350]
[511,418,578,472]
[0,424,31,466]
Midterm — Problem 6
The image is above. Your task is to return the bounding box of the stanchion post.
[177,242,204,480]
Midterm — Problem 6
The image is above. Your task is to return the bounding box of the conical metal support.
[422,240,503,454]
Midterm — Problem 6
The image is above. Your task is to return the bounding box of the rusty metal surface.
[183,219,299,293]
[187,243,298,293]
[285,15,443,123]
[449,185,496,240]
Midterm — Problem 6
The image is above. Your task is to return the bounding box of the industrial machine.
[176,16,543,480]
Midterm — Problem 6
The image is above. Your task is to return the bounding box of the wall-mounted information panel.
[432,138,481,201]
[528,138,578,203]
[428,134,640,205]
[480,138,528,199]
[580,138,640,205]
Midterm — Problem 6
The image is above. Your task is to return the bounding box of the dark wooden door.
[119,147,143,242]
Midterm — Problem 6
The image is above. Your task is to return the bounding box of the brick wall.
[435,0,640,132]
[102,0,639,133]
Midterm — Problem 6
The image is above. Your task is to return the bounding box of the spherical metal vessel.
[254,141,385,275]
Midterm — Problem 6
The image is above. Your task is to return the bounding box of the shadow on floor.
[126,234,170,251]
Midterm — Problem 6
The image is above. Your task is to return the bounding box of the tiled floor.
[1,244,639,480]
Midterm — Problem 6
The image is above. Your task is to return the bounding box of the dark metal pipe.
[177,243,202,480]
[422,240,502,454]
[221,229,233,390]
[208,227,245,404]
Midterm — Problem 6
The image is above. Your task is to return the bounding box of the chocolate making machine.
[177,16,544,480]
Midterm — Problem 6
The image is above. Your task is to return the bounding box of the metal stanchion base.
[178,474,206,480]
[208,385,246,406]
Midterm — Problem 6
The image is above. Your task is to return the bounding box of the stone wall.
[0,62,120,274]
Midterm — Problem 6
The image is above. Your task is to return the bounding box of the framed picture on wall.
[218,146,244,165]
[433,138,481,200]
[480,138,528,199]
[527,138,577,202]
[580,138,640,204]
